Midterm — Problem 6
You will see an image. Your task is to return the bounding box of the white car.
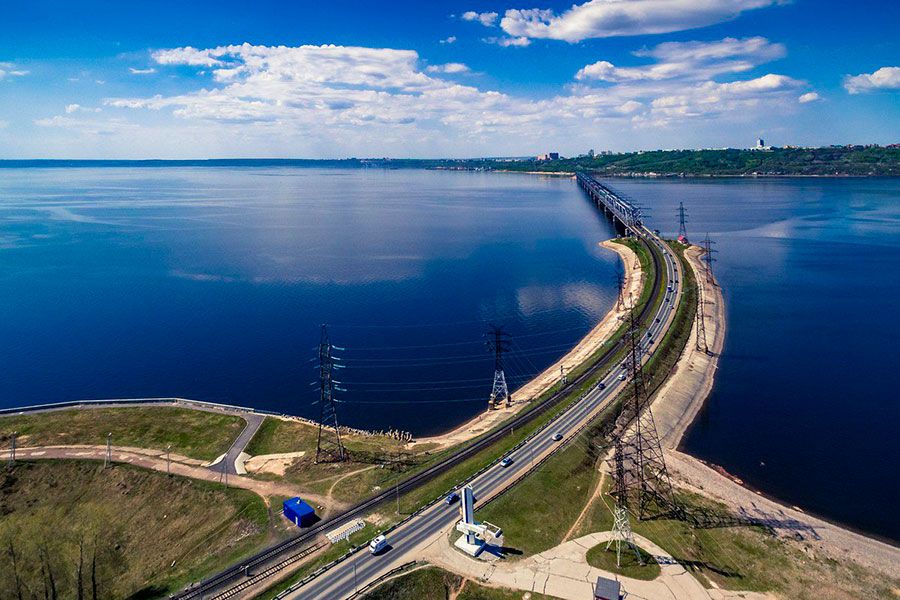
[369,534,388,555]
[618,372,627,381]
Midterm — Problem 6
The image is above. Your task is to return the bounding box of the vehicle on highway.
[369,534,388,555]
[551,433,563,442]
[445,492,459,505]
[618,372,627,381]
[655,317,661,323]
[597,382,606,390]
[500,456,513,468]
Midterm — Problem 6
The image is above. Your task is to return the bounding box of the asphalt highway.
[285,228,680,600]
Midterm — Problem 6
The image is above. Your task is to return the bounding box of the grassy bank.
[472,244,899,599]
[0,460,270,599]
[0,406,245,461]
[360,566,561,600]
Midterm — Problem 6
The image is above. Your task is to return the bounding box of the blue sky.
[1,0,898,158]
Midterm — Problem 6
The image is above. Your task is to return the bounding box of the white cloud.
[65,104,101,114]
[0,62,29,80]
[499,0,778,43]
[843,66,900,94]
[484,36,531,47]
[93,41,808,156]
[577,37,784,82]
[798,91,820,103]
[440,36,457,44]
[461,11,499,26]
[34,115,138,136]
[129,67,157,75]
[426,62,470,74]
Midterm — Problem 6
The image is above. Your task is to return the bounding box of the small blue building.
[283,497,316,527]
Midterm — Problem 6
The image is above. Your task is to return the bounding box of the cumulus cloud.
[440,36,457,44]
[65,104,101,114]
[461,11,499,26]
[577,37,785,82]
[484,36,531,47]
[426,62,470,74]
[498,0,779,42]
[0,62,29,80]
[798,91,820,103]
[129,67,157,75]
[96,41,808,153]
[843,66,900,94]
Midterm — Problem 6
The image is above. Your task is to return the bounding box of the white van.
[369,534,388,555]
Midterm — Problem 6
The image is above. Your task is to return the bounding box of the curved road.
[285,227,680,600]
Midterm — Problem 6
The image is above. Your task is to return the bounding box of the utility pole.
[611,308,679,520]
[695,281,709,354]
[166,444,172,476]
[677,202,688,242]
[104,432,112,468]
[616,272,626,310]
[7,431,16,469]
[702,233,717,284]
[606,440,643,568]
[486,325,511,408]
[315,324,347,463]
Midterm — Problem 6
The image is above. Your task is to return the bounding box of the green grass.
[359,566,561,600]
[361,566,461,599]
[0,459,270,599]
[586,543,660,580]
[0,406,245,460]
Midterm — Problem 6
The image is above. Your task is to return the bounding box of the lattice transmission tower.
[315,324,347,463]
[702,233,717,284]
[611,308,679,520]
[607,440,644,567]
[487,325,511,408]
[695,279,709,354]
[677,202,689,241]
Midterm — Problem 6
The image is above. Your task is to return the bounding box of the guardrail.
[344,561,420,600]
[173,232,666,600]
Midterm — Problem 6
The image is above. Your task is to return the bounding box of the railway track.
[172,196,664,600]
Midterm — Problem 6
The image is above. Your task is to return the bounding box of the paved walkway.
[13,445,336,509]
[209,411,266,475]
[425,531,770,600]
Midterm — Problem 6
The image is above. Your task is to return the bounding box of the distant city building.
[536,152,560,161]
[753,138,772,151]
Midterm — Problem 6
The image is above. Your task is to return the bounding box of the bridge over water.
[576,172,643,235]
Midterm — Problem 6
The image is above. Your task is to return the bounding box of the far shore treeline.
[2,144,899,176]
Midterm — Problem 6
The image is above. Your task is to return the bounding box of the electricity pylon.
[677,202,688,241]
[315,324,347,463]
[487,325,511,408]
[612,308,679,520]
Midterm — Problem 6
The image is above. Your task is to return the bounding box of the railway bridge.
[576,172,642,235]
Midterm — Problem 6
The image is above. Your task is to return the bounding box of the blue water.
[0,168,619,436]
[3,168,898,542]
[610,177,900,543]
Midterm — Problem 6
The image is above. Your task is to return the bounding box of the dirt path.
[563,469,608,543]
[14,445,340,510]
[411,240,643,451]
[322,464,379,517]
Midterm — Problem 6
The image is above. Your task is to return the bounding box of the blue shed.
[283,497,316,527]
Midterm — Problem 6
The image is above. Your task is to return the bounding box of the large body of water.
[0,168,619,435]
[1,167,897,542]
[610,177,900,543]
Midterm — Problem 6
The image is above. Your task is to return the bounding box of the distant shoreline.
[2,160,897,179]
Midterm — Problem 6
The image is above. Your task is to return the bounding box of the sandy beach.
[651,245,900,577]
